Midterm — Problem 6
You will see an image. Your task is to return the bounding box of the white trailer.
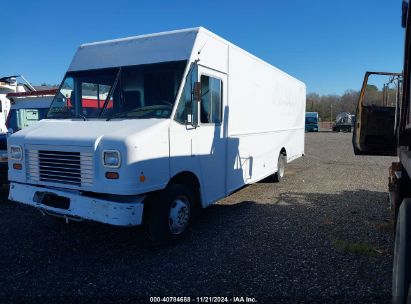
[8,27,306,241]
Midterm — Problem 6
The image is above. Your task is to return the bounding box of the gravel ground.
[0,132,396,303]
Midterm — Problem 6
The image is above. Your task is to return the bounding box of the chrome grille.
[27,149,93,188]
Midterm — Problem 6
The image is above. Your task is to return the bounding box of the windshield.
[7,108,49,132]
[47,61,187,120]
[305,117,318,124]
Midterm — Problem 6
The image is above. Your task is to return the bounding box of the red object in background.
[67,98,113,109]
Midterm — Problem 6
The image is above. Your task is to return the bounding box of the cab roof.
[68,28,202,72]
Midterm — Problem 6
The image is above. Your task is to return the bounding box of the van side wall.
[171,29,305,205]
[225,44,306,193]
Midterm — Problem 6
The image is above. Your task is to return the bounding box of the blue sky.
[1,0,404,95]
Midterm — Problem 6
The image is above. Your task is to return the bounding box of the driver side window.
[200,75,222,124]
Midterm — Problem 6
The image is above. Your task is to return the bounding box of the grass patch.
[331,238,377,256]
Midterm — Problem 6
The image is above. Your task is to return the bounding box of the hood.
[10,119,169,148]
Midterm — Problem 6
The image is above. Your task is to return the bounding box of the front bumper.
[9,182,145,226]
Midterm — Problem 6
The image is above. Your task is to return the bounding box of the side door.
[352,71,402,156]
[194,66,227,205]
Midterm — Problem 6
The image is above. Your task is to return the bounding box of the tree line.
[306,90,359,122]
[307,85,398,122]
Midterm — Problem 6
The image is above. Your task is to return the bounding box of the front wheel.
[393,198,411,303]
[274,153,286,183]
[146,184,194,243]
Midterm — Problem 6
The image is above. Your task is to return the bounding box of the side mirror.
[184,82,200,127]
[193,82,201,102]
[7,128,14,135]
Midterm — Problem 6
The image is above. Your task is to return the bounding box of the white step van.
[8,27,306,241]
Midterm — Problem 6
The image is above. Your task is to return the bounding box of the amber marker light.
[13,163,22,170]
[105,172,119,179]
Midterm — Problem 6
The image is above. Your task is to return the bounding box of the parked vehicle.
[0,91,55,185]
[0,76,38,133]
[352,1,411,301]
[7,27,306,241]
[332,112,355,132]
[305,112,319,132]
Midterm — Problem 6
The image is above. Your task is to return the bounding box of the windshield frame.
[46,60,188,121]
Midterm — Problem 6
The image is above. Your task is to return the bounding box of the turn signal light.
[13,163,22,170]
[105,172,119,179]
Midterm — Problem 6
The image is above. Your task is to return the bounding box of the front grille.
[39,150,81,185]
[27,149,93,188]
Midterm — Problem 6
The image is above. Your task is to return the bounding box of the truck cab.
[8,27,306,243]
[305,112,319,132]
[352,1,411,301]
[332,112,355,133]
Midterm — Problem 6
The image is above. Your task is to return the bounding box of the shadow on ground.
[0,187,393,301]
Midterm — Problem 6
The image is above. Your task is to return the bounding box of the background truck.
[8,27,306,242]
[305,112,319,132]
[353,1,411,301]
[332,112,355,132]
[0,75,39,133]
[0,90,55,185]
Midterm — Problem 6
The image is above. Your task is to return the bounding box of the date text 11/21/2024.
[149,296,258,303]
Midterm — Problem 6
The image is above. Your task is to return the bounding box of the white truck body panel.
[10,96,54,109]
[306,112,319,119]
[0,96,10,132]
[68,28,197,72]
[8,27,306,225]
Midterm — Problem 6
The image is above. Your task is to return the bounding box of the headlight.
[103,150,121,168]
[10,145,22,160]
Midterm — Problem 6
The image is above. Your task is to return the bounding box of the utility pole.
[330,103,333,129]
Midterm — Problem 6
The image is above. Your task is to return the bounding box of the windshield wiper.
[99,68,121,118]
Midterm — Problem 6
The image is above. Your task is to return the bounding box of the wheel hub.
[168,197,190,235]
[279,158,285,177]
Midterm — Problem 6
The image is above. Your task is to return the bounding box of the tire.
[274,153,286,183]
[146,184,194,243]
[393,198,411,303]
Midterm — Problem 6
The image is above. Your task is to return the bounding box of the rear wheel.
[393,198,411,303]
[274,153,286,183]
[146,184,194,243]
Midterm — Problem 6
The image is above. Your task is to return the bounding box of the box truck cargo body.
[8,27,305,241]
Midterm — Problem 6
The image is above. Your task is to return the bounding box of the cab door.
[194,66,227,205]
[352,71,402,156]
